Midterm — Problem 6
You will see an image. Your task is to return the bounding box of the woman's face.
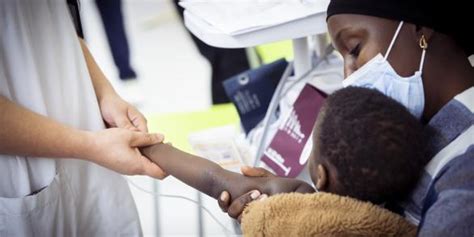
[327,14,422,78]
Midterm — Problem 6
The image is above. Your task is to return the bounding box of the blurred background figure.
[96,0,137,81]
[173,1,250,104]
[94,0,141,103]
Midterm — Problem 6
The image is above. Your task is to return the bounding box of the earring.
[419,35,428,49]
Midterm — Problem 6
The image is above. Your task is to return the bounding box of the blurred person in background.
[174,1,251,104]
[94,0,142,103]
[95,0,136,81]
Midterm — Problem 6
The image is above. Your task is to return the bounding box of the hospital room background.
[75,0,474,236]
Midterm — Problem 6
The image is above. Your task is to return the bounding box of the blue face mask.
[342,21,427,119]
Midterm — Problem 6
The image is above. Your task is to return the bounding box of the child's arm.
[140,143,315,200]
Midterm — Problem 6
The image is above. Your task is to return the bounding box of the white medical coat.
[0,0,142,236]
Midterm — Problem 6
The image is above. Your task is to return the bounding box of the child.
[141,87,425,206]
[308,86,425,204]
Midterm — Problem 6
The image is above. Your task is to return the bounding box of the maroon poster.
[261,84,326,177]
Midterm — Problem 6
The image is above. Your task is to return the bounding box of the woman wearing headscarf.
[218,0,474,235]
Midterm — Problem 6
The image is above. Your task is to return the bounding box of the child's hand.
[83,128,168,179]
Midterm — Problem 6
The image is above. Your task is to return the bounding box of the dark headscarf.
[326,0,473,56]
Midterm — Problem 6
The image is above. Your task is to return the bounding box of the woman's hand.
[95,93,171,179]
[83,128,168,179]
[218,166,275,206]
[79,38,149,133]
[77,38,168,179]
[240,165,276,178]
[99,92,149,132]
[218,166,314,222]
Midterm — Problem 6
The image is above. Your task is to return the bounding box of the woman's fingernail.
[258,194,268,201]
[220,192,228,201]
[250,190,261,200]
[156,133,165,141]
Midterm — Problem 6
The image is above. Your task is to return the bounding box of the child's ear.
[316,164,328,191]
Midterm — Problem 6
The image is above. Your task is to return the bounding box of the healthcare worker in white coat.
[0,0,167,235]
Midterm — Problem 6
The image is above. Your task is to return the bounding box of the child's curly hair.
[316,87,425,204]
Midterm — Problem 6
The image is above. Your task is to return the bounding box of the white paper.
[188,125,251,172]
[180,0,329,35]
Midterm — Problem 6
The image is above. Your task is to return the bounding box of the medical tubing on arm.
[254,62,294,166]
[253,44,334,167]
